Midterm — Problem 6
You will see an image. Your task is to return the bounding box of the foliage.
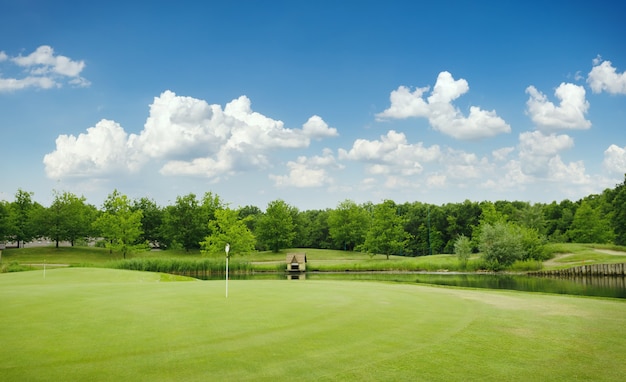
[45,191,96,247]
[132,197,164,248]
[479,221,524,270]
[256,199,296,252]
[201,208,256,257]
[4,172,626,256]
[568,200,615,243]
[93,191,145,258]
[519,226,548,261]
[454,235,472,269]
[327,199,369,251]
[161,192,223,251]
[607,175,626,245]
[293,209,332,249]
[0,200,11,242]
[360,200,409,259]
[7,189,38,247]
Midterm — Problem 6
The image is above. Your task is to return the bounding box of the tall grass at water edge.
[309,258,482,272]
[107,257,267,277]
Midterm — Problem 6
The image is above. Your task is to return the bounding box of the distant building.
[286,253,307,272]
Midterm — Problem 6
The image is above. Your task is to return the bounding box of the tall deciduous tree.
[568,200,614,243]
[201,208,255,257]
[360,200,408,259]
[9,189,36,247]
[47,191,96,247]
[328,199,369,251]
[132,197,164,248]
[93,191,144,258]
[0,200,10,242]
[162,193,205,251]
[256,199,295,252]
[609,175,626,245]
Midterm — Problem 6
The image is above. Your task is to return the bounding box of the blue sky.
[1,0,625,210]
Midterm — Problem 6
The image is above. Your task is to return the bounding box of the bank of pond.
[192,271,626,299]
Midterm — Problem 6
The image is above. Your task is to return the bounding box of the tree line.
[1,175,625,265]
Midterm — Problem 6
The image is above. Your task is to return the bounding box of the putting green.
[1,268,625,381]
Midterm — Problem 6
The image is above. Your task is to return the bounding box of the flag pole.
[225,243,230,298]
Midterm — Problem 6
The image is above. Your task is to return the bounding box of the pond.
[207,272,626,299]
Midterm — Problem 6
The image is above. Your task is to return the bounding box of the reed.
[108,257,253,276]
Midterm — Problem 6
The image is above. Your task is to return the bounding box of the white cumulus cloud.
[0,45,89,92]
[492,147,515,162]
[43,119,133,179]
[518,131,574,176]
[338,130,441,176]
[376,71,511,140]
[302,115,339,139]
[443,148,490,180]
[547,156,590,185]
[525,83,591,131]
[603,144,626,174]
[270,149,340,188]
[587,57,626,94]
[44,91,337,181]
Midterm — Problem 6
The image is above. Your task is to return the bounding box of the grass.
[542,243,626,270]
[2,243,624,274]
[0,267,624,381]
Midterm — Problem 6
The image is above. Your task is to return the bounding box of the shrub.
[454,235,472,270]
[479,222,524,270]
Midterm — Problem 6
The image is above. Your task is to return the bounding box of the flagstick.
[43,259,46,279]
[225,243,230,298]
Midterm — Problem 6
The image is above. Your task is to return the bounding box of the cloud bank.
[44,91,338,182]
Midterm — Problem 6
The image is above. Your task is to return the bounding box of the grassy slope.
[2,243,625,272]
[0,268,625,381]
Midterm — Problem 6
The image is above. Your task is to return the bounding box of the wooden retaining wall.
[530,263,625,277]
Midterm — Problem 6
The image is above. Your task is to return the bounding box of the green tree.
[93,191,144,258]
[256,199,295,252]
[238,205,262,232]
[132,197,164,248]
[519,226,547,261]
[608,175,626,245]
[162,193,206,251]
[479,221,524,270]
[454,235,472,269]
[8,189,36,247]
[328,199,369,251]
[47,191,96,247]
[567,200,614,243]
[360,200,408,259]
[513,203,546,235]
[0,200,10,242]
[296,209,332,249]
[201,208,256,257]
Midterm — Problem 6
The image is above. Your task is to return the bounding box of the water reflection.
[203,272,626,299]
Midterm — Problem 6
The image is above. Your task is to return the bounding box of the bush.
[479,222,524,270]
[454,235,472,270]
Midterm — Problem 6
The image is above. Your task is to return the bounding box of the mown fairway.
[1,268,625,381]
